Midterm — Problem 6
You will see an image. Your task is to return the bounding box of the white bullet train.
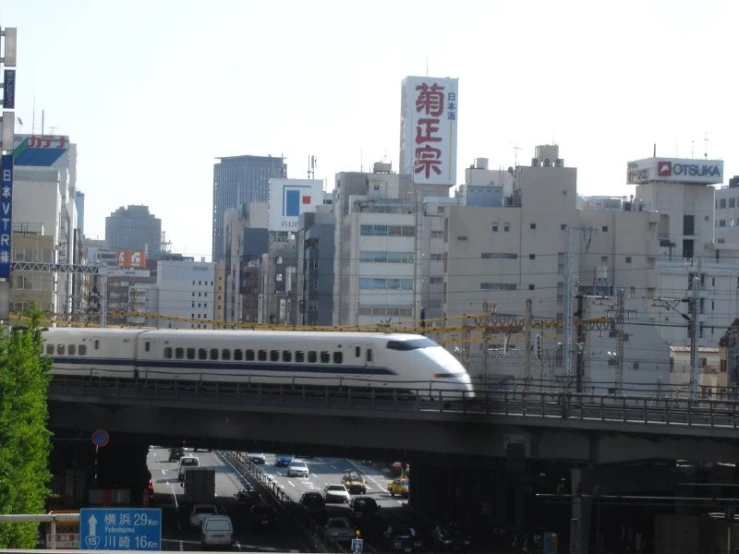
[42,327,476,398]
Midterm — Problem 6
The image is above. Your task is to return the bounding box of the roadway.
[253,454,446,553]
[146,447,303,552]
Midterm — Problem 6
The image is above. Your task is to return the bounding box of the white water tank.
[475,158,489,170]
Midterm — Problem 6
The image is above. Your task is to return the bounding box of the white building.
[714,176,739,244]
[12,135,79,316]
[154,260,217,329]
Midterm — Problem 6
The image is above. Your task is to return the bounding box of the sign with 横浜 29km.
[80,508,161,550]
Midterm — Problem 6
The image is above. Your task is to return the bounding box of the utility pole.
[689,258,701,399]
[564,226,596,384]
[575,294,585,393]
[615,289,625,395]
[524,298,532,391]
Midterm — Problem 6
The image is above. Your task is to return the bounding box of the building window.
[720,198,727,209]
[528,284,535,290]
[430,277,444,284]
[529,254,536,260]
[625,257,632,264]
[481,253,517,260]
[480,283,517,290]
[492,223,499,232]
[601,256,608,263]
[530,223,536,230]
[503,222,511,232]
[602,226,608,232]
[561,224,567,230]
[431,231,444,239]
[457,236,468,241]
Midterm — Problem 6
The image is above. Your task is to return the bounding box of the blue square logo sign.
[284,189,300,216]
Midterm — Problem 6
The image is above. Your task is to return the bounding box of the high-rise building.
[105,205,162,254]
[212,155,287,263]
[75,191,85,235]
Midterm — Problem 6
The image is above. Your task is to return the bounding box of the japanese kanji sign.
[80,508,162,550]
[0,155,13,279]
[400,76,458,186]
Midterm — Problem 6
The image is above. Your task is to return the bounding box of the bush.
[0,306,53,548]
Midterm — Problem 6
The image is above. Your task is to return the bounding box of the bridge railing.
[47,375,739,430]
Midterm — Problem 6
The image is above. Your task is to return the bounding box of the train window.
[94,340,99,350]
[355,346,361,357]
[210,348,219,360]
[57,344,65,355]
[333,352,343,364]
[366,349,373,362]
[282,350,292,362]
[79,345,87,356]
[320,351,330,364]
[198,348,207,360]
[270,350,279,362]
[175,348,184,359]
[68,345,76,356]
[246,349,255,361]
[257,350,267,362]
[145,342,150,352]
[308,351,317,363]
[295,351,305,363]
[222,349,231,361]
[46,344,54,355]
[234,349,243,361]
[187,348,195,360]
[164,347,172,359]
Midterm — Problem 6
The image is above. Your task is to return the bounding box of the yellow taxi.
[387,477,409,497]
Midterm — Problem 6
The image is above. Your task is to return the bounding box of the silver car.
[287,461,309,478]
[324,517,356,542]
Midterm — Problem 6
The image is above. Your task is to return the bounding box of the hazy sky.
[3,0,737,261]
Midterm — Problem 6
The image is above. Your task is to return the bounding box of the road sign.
[91,429,110,448]
[46,533,79,548]
[351,538,364,553]
[80,508,161,551]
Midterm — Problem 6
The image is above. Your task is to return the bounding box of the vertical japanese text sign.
[0,155,13,279]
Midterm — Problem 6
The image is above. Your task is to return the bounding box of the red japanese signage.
[414,83,446,179]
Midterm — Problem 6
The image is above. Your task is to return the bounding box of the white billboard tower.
[400,76,458,190]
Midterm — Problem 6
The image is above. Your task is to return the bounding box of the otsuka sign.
[627,158,724,185]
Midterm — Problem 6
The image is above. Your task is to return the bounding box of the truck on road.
[184,467,216,505]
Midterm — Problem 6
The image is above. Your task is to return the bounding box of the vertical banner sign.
[2,70,16,109]
[0,155,13,279]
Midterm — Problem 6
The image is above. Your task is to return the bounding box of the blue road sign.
[91,429,110,448]
[80,508,162,551]
[0,155,13,279]
[351,538,364,553]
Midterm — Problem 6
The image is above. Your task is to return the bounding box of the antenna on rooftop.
[704,132,709,159]
[307,155,316,179]
[512,142,521,167]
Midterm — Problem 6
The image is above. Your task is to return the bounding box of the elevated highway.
[48,376,739,465]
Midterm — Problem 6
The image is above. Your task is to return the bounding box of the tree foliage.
[0,305,53,548]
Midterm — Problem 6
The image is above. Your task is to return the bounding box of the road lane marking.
[287,480,295,487]
[179,541,183,551]
[330,464,338,469]
[311,473,319,478]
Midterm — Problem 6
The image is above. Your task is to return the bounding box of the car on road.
[387,477,410,497]
[178,456,200,483]
[350,496,381,522]
[384,524,422,552]
[248,504,279,528]
[200,515,233,549]
[431,523,472,551]
[286,460,309,478]
[324,517,356,542]
[247,453,266,464]
[168,447,183,462]
[324,484,351,504]
[275,454,294,467]
[234,488,262,510]
[299,491,327,522]
[341,470,368,494]
[189,504,219,528]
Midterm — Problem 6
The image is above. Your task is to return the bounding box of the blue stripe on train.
[49,356,398,376]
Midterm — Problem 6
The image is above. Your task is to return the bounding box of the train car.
[42,327,475,398]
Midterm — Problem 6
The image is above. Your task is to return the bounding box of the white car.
[189,504,218,528]
[200,516,233,549]
[324,484,351,504]
[247,453,266,464]
[287,461,309,478]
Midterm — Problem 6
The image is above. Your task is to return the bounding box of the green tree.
[0,305,53,548]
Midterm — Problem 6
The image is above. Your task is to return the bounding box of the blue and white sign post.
[0,154,13,280]
[80,508,162,551]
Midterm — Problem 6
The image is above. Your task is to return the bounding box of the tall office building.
[105,205,162,254]
[212,155,287,263]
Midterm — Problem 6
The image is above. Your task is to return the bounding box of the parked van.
[200,515,233,549]
[178,456,200,483]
